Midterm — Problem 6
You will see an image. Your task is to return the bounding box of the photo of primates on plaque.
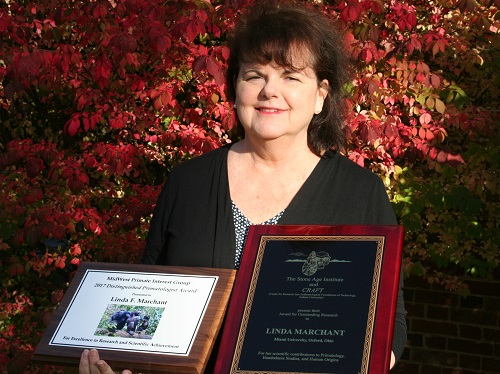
[94,304,164,340]
[33,263,236,373]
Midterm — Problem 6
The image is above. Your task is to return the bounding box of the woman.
[80,1,407,372]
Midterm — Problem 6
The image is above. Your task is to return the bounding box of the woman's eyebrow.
[240,68,262,75]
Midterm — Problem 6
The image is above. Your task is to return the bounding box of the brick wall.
[392,272,500,374]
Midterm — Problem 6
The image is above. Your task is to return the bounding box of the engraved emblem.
[301,251,331,276]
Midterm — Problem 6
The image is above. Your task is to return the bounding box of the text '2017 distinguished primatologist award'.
[34,262,235,374]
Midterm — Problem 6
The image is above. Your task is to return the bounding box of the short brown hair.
[226,0,352,154]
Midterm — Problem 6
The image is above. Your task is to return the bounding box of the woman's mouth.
[256,107,284,113]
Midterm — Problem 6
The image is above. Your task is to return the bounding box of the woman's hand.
[390,351,396,369]
[79,349,132,374]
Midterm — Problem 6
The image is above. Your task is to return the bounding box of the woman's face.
[234,58,328,145]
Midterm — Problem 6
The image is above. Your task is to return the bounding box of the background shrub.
[0,0,498,372]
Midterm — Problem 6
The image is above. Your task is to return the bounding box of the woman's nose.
[259,78,280,98]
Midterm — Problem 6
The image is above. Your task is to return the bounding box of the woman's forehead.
[239,41,315,70]
[239,60,316,76]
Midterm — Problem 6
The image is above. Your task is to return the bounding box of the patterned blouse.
[231,201,284,269]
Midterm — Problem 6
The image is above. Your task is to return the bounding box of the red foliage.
[0,0,498,372]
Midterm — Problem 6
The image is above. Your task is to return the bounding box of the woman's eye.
[246,75,262,81]
[286,76,300,82]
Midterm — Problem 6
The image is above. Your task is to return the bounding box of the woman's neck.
[227,138,321,223]
[232,137,319,169]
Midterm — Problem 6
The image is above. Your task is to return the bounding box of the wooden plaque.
[215,225,404,374]
[33,262,235,373]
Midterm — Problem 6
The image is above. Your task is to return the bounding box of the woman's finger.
[79,349,117,374]
[79,349,91,374]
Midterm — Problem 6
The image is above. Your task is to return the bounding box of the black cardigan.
[142,145,407,361]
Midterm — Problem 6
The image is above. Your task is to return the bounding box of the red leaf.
[213,24,221,38]
[193,56,207,73]
[52,225,66,240]
[0,17,10,33]
[370,0,384,14]
[25,157,45,178]
[65,116,80,136]
[82,117,91,131]
[71,244,82,256]
[153,35,170,54]
[186,20,204,41]
[419,113,432,125]
[95,59,112,88]
[416,72,426,83]
[341,2,362,22]
[77,172,90,184]
[93,4,107,19]
[367,127,378,145]
[162,91,172,108]
[222,110,237,131]
[154,91,172,110]
[71,258,81,266]
[356,154,365,167]
[436,150,447,163]
[207,56,225,86]
[447,153,465,166]
[430,74,441,89]
[407,34,422,53]
[51,290,64,304]
[428,147,438,160]
[9,263,24,277]
[361,48,373,63]
[220,46,230,61]
[432,40,447,56]
[54,257,66,269]
[407,12,417,29]
[367,80,379,94]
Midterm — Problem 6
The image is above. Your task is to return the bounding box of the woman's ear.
[315,79,329,114]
